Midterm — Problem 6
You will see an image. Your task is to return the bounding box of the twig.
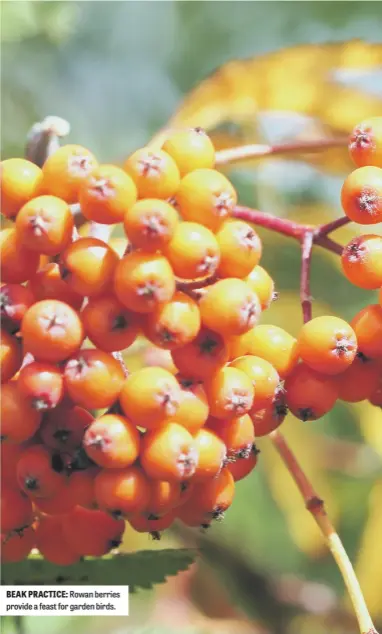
[216,137,348,165]
[270,430,378,634]
[315,235,344,256]
[25,116,70,166]
[233,206,304,239]
[317,215,351,237]
[300,232,314,323]
[176,274,218,292]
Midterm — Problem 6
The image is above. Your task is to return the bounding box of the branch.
[176,274,218,293]
[315,235,344,256]
[270,430,378,634]
[215,137,348,165]
[317,215,351,237]
[233,206,304,239]
[300,232,314,323]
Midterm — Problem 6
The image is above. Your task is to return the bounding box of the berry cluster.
[1,120,381,566]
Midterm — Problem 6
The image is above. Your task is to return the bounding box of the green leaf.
[1,549,196,591]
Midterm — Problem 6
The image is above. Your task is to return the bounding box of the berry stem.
[176,274,219,292]
[215,137,348,165]
[233,206,305,239]
[317,215,351,236]
[315,235,344,256]
[300,231,314,323]
[25,116,70,167]
[270,429,378,634]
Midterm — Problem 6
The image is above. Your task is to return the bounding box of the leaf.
[1,549,196,590]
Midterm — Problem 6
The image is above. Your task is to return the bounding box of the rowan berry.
[81,294,139,352]
[341,234,382,290]
[245,265,275,310]
[114,251,175,313]
[1,381,42,443]
[40,403,93,451]
[192,428,226,482]
[284,363,339,421]
[215,220,262,278]
[27,263,83,311]
[1,329,22,383]
[208,413,255,460]
[369,374,382,407]
[83,414,140,469]
[35,469,98,515]
[230,355,280,409]
[245,325,299,378]
[1,158,43,218]
[35,515,80,566]
[64,349,125,410]
[176,503,209,528]
[199,278,261,336]
[0,485,34,533]
[204,366,255,419]
[336,354,381,403]
[123,198,178,251]
[140,422,198,481]
[60,237,119,297]
[351,304,382,358]
[0,283,35,332]
[79,163,137,224]
[144,291,201,350]
[119,366,181,429]
[94,466,151,518]
[0,227,40,284]
[341,166,382,224]
[15,195,74,256]
[174,375,209,434]
[175,481,195,508]
[171,327,229,380]
[1,526,35,563]
[21,299,84,363]
[17,361,64,411]
[41,144,98,203]
[349,117,382,168]
[163,221,220,279]
[298,315,357,375]
[191,467,235,521]
[225,331,253,360]
[124,147,180,199]
[228,445,259,482]
[176,168,237,232]
[249,387,287,436]
[16,445,65,499]
[129,511,176,535]
[145,481,181,518]
[162,127,215,176]
[61,506,125,557]
[1,443,28,486]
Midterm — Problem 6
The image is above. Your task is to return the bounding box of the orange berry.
[114,251,175,313]
[129,511,176,535]
[60,237,119,297]
[245,265,275,310]
[62,506,125,557]
[192,428,227,482]
[369,373,382,407]
[174,375,209,434]
[1,443,28,486]
[298,316,357,375]
[1,485,34,533]
[249,387,287,436]
[176,503,210,528]
[245,325,299,378]
[349,117,382,168]
[208,413,255,460]
[162,127,215,176]
[228,445,259,481]
[172,327,229,380]
[28,262,83,310]
[230,355,280,409]
[35,515,80,566]
[124,147,180,199]
[15,195,74,256]
[1,329,22,383]
[81,294,139,352]
[145,481,181,518]
[341,166,382,224]
[64,349,125,410]
[225,331,254,360]
[0,227,40,284]
[17,361,64,410]
[1,158,43,219]
[285,363,339,421]
[41,144,98,203]
[199,278,261,336]
[337,354,381,403]
[216,220,262,278]
[141,422,198,481]
[191,467,235,521]
[79,163,137,224]
[144,291,201,350]
[341,234,382,290]
[21,299,84,363]
[164,221,220,279]
[351,304,382,359]
[176,168,237,232]
[204,366,255,419]
[123,198,178,251]
[1,526,35,562]
[40,403,93,450]
[35,469,97,515]
[1,381,42,443]
[83,414,140,469]
[119,367,181,429]
[16,444,64,499]
[95,466,151,518]
[0,283,35,331]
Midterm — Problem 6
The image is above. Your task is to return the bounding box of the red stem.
[317,215,351,236]
[233,206,304,239]
[300,232,314,323]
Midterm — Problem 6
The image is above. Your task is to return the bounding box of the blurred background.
[1,2,382,633]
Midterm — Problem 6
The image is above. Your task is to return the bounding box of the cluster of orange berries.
[1,119,381,566]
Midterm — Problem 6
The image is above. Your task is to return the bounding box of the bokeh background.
[1,2,382,633]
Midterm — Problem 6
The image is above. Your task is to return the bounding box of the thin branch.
[25,116,70,166]
[300,232,314,323]
[270,430,378,634]
[216,137,348,165]
[317,215,351,237]
[233,206,304,239]
[176,274,218,292]
[315,235,344,256]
